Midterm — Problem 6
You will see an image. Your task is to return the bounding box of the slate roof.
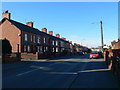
[0,18,69,43]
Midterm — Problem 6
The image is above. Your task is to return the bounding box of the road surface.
[2,54,120,88]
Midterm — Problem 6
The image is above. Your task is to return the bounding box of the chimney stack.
[48,31,53,35]
[2,10,11,19]
[42,28,47,33]
[69,41,72,44]
[26,22,33,27]
[61,37,66,41]
[56,34,60,38]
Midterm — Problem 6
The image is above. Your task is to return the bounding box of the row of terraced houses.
[1,11,80,60]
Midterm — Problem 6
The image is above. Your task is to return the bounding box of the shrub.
[2,39,12,54]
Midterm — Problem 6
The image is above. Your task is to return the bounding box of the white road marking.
[16,68,39,76]
[16,58,92,77]
[16,62,59,76]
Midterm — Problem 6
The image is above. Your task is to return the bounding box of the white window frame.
[44,37,46,44]
[37,46,40,52]
[56,47,58,52]
[37,36,41,43]
[40,46,42,53]
[46,47,48,51]
[33,35,36,43]
[52,40,54,45]
[31,35,32,42]
[28,45,30,52]
[44,47,46,52]
[25,34,28,41]
[56,41,58,46]
[52,48,54,52]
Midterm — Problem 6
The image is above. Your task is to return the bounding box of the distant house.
[0,11,73,59]
[111,39,120,49]
[91,48,100,52]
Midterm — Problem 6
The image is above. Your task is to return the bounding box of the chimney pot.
[48,31,53,35]
[26,22,33,27]
[2,10,11,19]
[69,41,72,44]
[61,37,66,41]
[56,34,60,38]
[42,28,47,33]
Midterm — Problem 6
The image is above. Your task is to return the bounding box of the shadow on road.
[48,54,90,60]
[2,55,120,88]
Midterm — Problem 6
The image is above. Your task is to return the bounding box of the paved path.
[2,55,120,88]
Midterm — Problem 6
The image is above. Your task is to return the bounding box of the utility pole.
[100,21,104,52]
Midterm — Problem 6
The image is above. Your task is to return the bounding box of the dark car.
[98,51,103,58]
[79,51,84,55]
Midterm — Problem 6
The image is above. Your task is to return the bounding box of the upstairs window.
[56,41,58,46]
[44,37,46,44]
[61,41,64,47]
[38,36,41,43]
[33,35,36,43]
[25,34,28,41]
[31,35,32,42]
[52,40,54,45]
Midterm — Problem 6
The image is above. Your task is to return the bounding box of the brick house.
[111,39,120,49]
[0,11,73,59]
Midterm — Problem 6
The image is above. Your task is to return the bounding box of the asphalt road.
[2,54,120,88]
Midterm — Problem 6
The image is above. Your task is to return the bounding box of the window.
[46,47,48,51]
[61,48,65,52]
[52,48,54,52]
[40,46,42,53]
[24,45,27,52]
[38,46,43,53]
[37,36,41,43]
[61,41,64,47]
[25,34,28,41]
[44,37,46,44]
[56,41,58,46]
[28,45,30,52]
[52,40,54,45]
[37,46,40,52]
[56,48,58,52]
[33,35,36,43]
[44,47,46,52]
[31,35,32,42]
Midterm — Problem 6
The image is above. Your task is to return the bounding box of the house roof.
[0,18,69,43]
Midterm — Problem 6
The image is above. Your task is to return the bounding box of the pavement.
[2,54,120,89]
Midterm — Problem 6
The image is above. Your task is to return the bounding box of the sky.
[1,2,118,48]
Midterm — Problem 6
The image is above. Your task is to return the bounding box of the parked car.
[98,51,103,58]
[89,51,100,59]
[79,51,84,55]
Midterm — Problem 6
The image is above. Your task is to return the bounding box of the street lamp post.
[91,21,104,52]
[100,21,104,52]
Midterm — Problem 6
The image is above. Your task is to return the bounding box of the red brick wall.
[0,20,72,58]
[0,20,21,53]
